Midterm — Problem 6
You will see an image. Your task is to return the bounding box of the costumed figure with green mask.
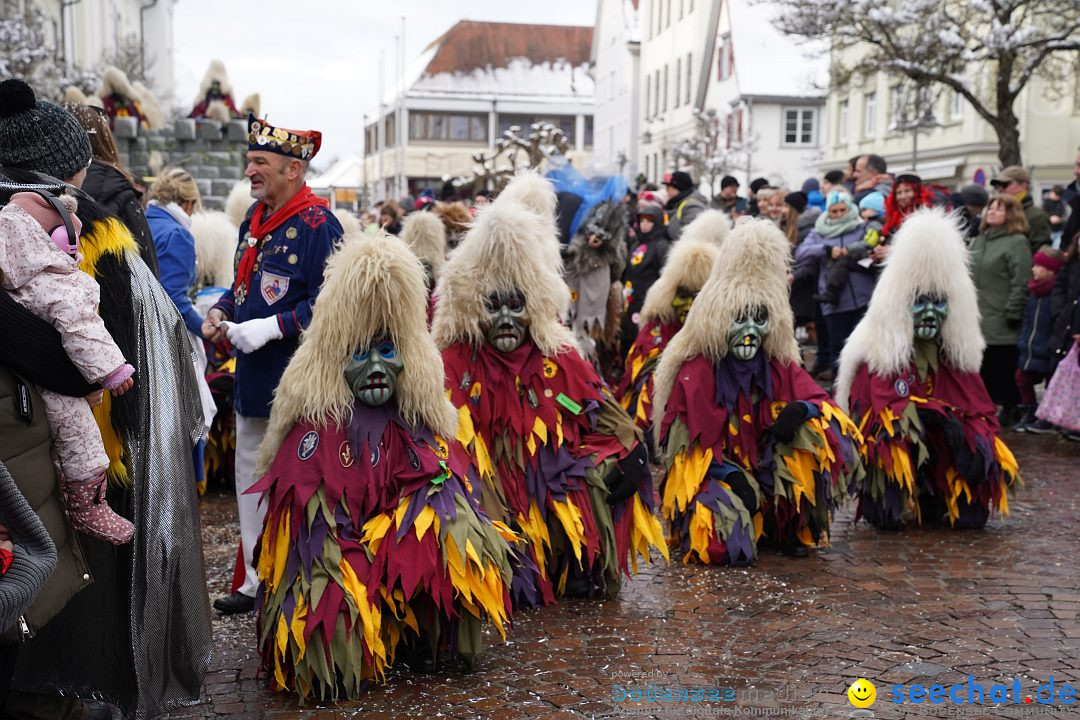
[434,174,667,605]
[249,232,522,700]
[618,210,731,439]
[836,208,1021,530]
[653,218,863,566]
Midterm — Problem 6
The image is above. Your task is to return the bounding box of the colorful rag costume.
[836,209,1021,529]
[653,219,862,566]
[433,174,667,605]
[251,233,519,700]
[619,210,730,435]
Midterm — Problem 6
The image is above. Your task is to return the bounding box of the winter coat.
[663,190,708,241]
[0,367,93,641]
[1048,258,1080,375]
[147,204,203,336]
[793,223,876,316]
[0,203,127,385]
[789,207,823,324]
[710,193,748,218]
[82,161,159,278]
[1021,193,1051,254]
[622,229,671,317]
[1016,293,1055,375]
[794,207,821,243]
[969,227,1032,346]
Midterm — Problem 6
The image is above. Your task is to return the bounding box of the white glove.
[221,316,283,354]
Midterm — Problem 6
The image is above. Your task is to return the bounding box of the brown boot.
[63,474,134,545]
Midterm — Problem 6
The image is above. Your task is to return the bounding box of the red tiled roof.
[423,20,593,76]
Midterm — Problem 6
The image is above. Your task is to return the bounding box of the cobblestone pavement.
[162,432,1079,720]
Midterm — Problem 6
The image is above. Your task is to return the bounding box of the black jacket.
[81,161,160,277]
[1048,258,1080,375]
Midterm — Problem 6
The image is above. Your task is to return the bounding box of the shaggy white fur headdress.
[190,210,238,288]
[225,179,254,229]
[256,231,456,476]
[638,209,731,326]
[492,172,564,271]
[196,60,234,101]
[651,218,801,441]
[97,66,137,100]
[400,211,447,280]
[835,207,984,412]
[333,209,362,238]
[432,180,575,356]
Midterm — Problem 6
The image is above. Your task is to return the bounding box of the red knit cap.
[1033,250,1064,273]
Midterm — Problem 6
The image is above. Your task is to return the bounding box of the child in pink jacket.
[0,191,135,544]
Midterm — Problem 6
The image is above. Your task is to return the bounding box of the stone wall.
[111,116,248,211]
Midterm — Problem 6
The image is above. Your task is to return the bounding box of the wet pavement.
[163,432,1079,720]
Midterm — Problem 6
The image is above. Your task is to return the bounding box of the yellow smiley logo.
[847,678,876,708]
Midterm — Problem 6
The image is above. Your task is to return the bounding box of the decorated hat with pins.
[247,113,321,161]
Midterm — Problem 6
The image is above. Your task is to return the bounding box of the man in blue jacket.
[203,114,342,614]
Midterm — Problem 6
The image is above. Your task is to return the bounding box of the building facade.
[822,56,1080,192]
[362,20,595,202]
[11,0,176,102]
[637,0,827,193]
[589,0,641,182]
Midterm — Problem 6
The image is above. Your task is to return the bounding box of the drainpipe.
[59,0,83,71]
[139,0,160,78]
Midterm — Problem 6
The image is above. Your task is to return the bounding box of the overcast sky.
[173,1,597,172]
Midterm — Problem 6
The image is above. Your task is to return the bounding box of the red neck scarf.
[233,184,328,299]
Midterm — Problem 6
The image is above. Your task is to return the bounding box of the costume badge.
[370,446,381,467]
[542,358,558,378]
[286,227,298,239]
[338,441,354,468]
[895,379,910,397]
[631,244,646,265]
[298,431,319,460]
[406,446,421,471]
[261,270,290,305]
[570,289,579,303]
[433,435,450,460]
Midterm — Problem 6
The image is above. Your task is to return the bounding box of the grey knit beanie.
[0,460,57,632]
[0,79,92,182]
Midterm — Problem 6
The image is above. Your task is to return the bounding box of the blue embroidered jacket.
[212,202,342,417]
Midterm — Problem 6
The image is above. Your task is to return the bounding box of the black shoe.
[213,591,255,615]
[1026,419,1058,435]
[782,541,810,558]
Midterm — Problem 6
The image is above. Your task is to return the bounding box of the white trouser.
[234,413,269,597]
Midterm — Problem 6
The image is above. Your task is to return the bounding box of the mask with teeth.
[344,335,405,406]
[911,293,948,340]
[484,290,530,353]
[727,306,770,361]
[671,286,698,325]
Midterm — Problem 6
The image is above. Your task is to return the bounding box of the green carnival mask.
[912,293,948,340]
[344,335,405,406]
[728,306,770,361]
[672,286,698,325]
[484,290,529,353]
